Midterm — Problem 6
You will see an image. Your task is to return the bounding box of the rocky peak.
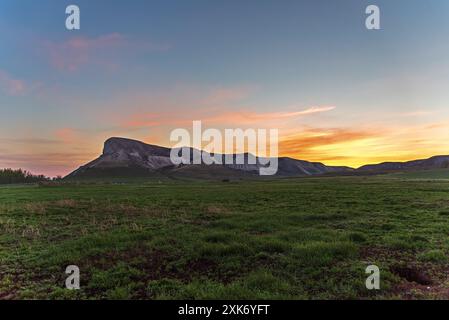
[103,137,171,157]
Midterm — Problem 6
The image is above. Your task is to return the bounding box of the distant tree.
[0,168,50,185]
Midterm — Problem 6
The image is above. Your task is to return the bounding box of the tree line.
[0,168,50,184]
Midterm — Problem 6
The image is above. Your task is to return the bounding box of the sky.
[1,0,449,176]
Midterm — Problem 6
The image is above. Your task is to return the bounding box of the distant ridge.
[65,137,449,180]
[357,155,449,172]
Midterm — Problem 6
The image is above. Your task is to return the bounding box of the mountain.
[65,137,353,180]
[357,155,449,172]
[65,137,449,180]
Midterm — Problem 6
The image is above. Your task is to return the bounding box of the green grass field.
[388,168,449,180]
[1,175,449,300]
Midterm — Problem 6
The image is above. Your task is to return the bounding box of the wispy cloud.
[43,33,170,71]
[401,110,435,117]
[196,106,336,125]
[0,138,60,145]
[278,106,336,117]
[54,128,78,143]
[119,105,336,128]
[0,70,26,95]
[200,87,254,106]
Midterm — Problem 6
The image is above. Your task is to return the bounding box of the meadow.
[1,174,449,299]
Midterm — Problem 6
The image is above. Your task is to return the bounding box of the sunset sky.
[1,0,449,177]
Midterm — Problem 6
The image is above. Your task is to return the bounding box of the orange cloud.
[0,130,103,177]
[0,151,96,177]
[279,128,376,161]
[277,120,449,168]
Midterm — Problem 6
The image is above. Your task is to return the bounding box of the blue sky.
[1,0,449,175]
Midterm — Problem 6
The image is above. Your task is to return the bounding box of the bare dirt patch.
[23,203,46,215]
[390,265,432,285]
[361,246,449,299]
[205,205,229,215]
[70,246,232,298]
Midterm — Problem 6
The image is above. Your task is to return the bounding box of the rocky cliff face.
[67,138,174,178]
[103,137,171,158]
